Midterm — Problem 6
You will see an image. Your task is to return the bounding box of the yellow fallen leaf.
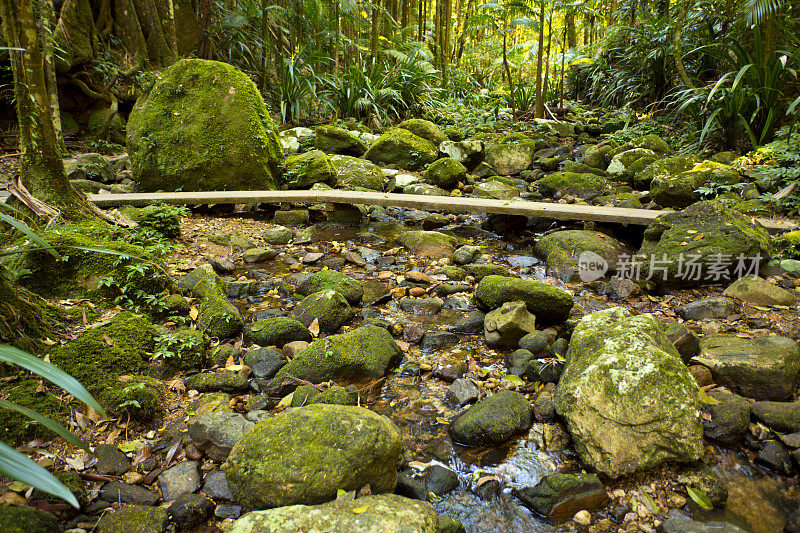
[352,505,370,514]
[309,318,320,337]
[189,306,199,320]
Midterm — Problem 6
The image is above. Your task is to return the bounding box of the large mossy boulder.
[53,0,96,73]
[297,270,363,305]
[314,125,367,156]
[472,179,520,200]
[364,128,438,170]
[692,334,800,401]
[291,289,354,333]
[484,133,539,175]
[535,172,609,200]
[424,157,467,189]
[535,230,629,282]
[244,317,311,347]
[579,143,616,170]
[127,59,283,192]
[474,275,574,325]
[395,230,460,260]
[555,308,704,478]
[100,376,165,420]
[224,404,404,508]
[633,154,699,190]
[606,148,659,179]
[449,390,532,446]
[269,325,400,385]
[330,155,384,191]
[228,494,439,533]
[285,149,337,189]
[650,160,740,208]
[397,119,448,147]
[638,202,772,287]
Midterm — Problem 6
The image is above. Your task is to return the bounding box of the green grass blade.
[0,345,106,418]
[0,213,60,260]
[686,486,713,510]
[0,399,88,451]
[0,442,79,508]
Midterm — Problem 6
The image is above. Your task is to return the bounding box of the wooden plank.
[86,190,796,231]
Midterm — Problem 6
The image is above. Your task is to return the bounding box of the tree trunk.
[502,26,515,120]
[543,1,554,106]
[559,19,567,108]
[565,10,576,48]
[534,0,546,118]
[132,0,172,66]
[0,0,93,219]
[334,0,340,74]
[165,0,178,60]
[371,0,381,63]
[196,0,213,58]
[37,0,64,153]
[673,0,695,89]
[442,0,451,85]
[418,0,425,41]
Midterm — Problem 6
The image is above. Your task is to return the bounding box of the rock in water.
[449,390,532,446]
[555,307,704,478]
[474,275,574,325]
[224,405,403,509]
[128,59,282,192]
[227,494,439,533]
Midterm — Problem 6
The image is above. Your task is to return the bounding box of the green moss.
[311,386,354,405]
[424,157,467,189]
[32,471,88,506]
[592,192,643,209]
[633,154,699,190]
[100,375,164,420]
[364,128,438,170]
[562,161,609,177]
[49,311,154,394]
[290,384,319,406]
[0,379,65,445]
[396,119,448,146]
[580,143,616,169]
[292,290,354,333]
[285,150,338,189]
[191,267,244,339]
[313,125,367,156]
[97,505,169,533]
[157,328,206,370]
[474,274,574,324]
[536,172,608,199]
[395,230,460,259]
[244,317,311,347]
[297,270,364,305]
[0,505,59,533]
[330,155,383,191]
[127,59,283,192]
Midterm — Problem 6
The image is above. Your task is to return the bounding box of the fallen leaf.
[309,318,320,337]
[102,333,114,346]
[352,505,370,514]
[477,475,500,487]
[225,355,236,368]
[168,379,186,393]
[189,306,199,320]
[42,338,56,346]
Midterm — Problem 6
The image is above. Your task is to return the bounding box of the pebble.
[123,472,144,485]
[574,510,592,525]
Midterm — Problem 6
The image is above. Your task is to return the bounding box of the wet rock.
[425,465,459,496]
[434,283,473,297]
[463,263,510,281]
[101,480,160,505]
[436,266,467,280]
[400,297,444,315]
[751,400,800,432]
[473,179,520,200]
[452,245,481,265]
[449,390,532,446]
[447,378,480,407]
[227,494,439,532]
[202,470,233,501]
[433,361,468,382]
[396,470,429,500]
[516,473,609,523]
[518,331,554,357]
[535,230,628,282]
[396,230,460,260]
[664,323,700,363]
[273,209,310,226]
[169,493,214,530]
[555,308,704,478]
[536,172,609,200]
[676,466,728,506]
[186,372,251,394]
[755,440,793,473]
[452,310,485,333]
[693,334,800,400]
[216,504,243,519]
[421,331,460,352]
[224,405,403,509]
[639,201,772,288]
[188,412,255,462]
[94,444,131,476]
[475,275,574,325]
[292,289,354,333]
[439,140,484,169]
[209,256,236,274]
[183,265,244,339]
[506,349,536,376]
[657,516,748,533]
[484,301,537,349]
[159,461,201,501]
[702,389,751,444]
[244,347,286,379]
[534,391,556,422]
[245,410,274,424]
[269,325,400,386]
[722,275,799,305]
[676,297,736,321]
[526,359,565,383]
[297,270,364,305]
[542,422,571,451]
[97,506,168,533]
[244,317,312,347]
[263,226,294,245]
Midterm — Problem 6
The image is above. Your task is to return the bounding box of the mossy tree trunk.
[0,266,52,351]
[0,0,94,220]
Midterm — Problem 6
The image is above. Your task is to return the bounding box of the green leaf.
[686,486,713,510]
[0,442,79,508]
[0,345,106,418]
[0,399,88,451]
[639,486,658,513]
[502,374,524,385]
[699,388,720,405]
[0,213,60,260]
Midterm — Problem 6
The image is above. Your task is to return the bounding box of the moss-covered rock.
[607,148,659,179]
[310,385,355,405]
[395,230,460,260]
[127,59,283,192]
[462,263,510,281]
[0,379,66,445]
[0,506,58,533]
[100,375,165,420]
[32,471,88,506]
[651,160,740,208]
[364,128,438,170]
[562,161,609,177]
[228,494,438,532]
[330,155,383,191]
[474,275,574,325]
[291,289,354,333]
[184,265,244,338]
[269,325,400,385]
[96,505,169,533]
[49,311,154,394]
[397,119,448,147]
[639,201,772,287]
[119,204,183,239]
[592,192,643,209]
[535,230,629,282]
[424,157,467,189]
[579,143,616,170]
[555,307,704,478]
[449,390,531,446]
[157,328,206,370]
[314,125,367,156]
[472,179,520,200]
[186,372,251,393]
[244,317,311,347]
[53,0,96,73]
[633,154,699,190]
[536,172,609,200]
[285,150,338,189]
[484,133,539,175]
[224,404,404,508]
[297,270,364,305]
